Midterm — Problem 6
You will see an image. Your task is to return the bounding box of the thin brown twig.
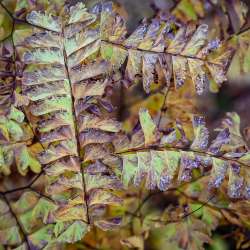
[1,170,44,195]
[126,193,216,225]
[126,187,239,226]
[132,174,208,217]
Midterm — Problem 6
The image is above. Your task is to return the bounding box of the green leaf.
[122,150,180,190]
[7,106,25,123]
[190,204,221,230]
[101,42,128,70]
[209,158,228,188]
[6,120,24,141]
[26,11,62,32]
[15,146,42,175]
[0,146,12,175]
[56,221,88,243]
[176,0,198,20]
[122,154,138,187]
[139,108,159,145]
[28,225,55,249]
[191,116,209,151]
[31,198,58,224]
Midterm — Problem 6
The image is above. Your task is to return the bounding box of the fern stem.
[62,27,90,224]
[101,40,223,66]
[0,1,13,19]
[115,144,250,168]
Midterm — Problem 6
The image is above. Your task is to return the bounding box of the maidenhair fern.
[0,0,249,249]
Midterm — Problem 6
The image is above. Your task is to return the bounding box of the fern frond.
[0,2,123,248]
[100,11,234,94]
[117,109,250,199]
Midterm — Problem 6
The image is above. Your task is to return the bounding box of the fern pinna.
[0,0,249,249]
